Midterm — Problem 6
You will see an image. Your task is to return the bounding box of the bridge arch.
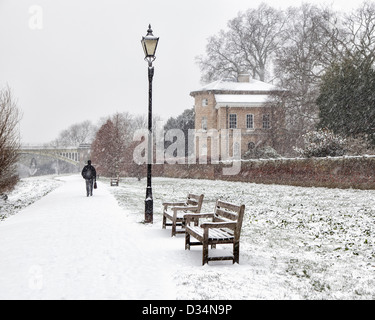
[17,144,92,175]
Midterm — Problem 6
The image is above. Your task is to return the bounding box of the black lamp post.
[141,24,159,224]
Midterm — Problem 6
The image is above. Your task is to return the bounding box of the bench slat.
[217,200,242,212]
[216,208,238,221]
[187,199,198,205]
[187,226,234,241]
[208,228,233,241]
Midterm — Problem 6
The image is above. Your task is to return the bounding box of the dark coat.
[81,164,96,180]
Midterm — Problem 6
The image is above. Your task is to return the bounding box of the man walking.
[81,160,96,197]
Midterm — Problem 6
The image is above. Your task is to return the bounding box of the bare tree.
[0,86,22,193]
[51,120,97,147]
[197,2,287,82]
[345,1,375,64]
[322,1,375,65]
[272,4,336,153]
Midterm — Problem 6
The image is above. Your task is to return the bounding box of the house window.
[246,114,254,129]
[202,98,208,107]
[229,114,237,129]
[201,117,207,130]
[263,114,270,129]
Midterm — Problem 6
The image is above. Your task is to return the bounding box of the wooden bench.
[185,200,245,265]
[110,178,119,186]
[162,194,204,237]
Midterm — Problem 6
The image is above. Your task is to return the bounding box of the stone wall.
[151,156,375,190]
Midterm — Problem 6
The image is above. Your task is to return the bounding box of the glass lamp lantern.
[141,24,159,64]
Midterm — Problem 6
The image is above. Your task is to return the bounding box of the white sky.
[0,0,362,144]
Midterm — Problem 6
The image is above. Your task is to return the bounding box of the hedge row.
[154,156,375,190]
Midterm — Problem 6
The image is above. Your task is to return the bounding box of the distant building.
[190,73,284,159]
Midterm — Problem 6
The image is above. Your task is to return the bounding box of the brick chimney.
[237,73,250,83]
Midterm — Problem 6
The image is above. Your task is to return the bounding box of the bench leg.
[202,242,209,265]
[171,221,176,237]
[202,229,209,265]
[162,213,166,229]
[233,241,240,264]
[185,232,190,250]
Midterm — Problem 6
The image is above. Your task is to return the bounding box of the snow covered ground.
[1,174,375,299]
[0,176,62,221]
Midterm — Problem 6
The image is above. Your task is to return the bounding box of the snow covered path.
[0,175,179,300]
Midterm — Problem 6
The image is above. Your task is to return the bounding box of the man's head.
[88,160,91,165]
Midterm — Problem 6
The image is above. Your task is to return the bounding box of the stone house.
[190,73,284,159]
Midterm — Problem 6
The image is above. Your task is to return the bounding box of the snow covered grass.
[108,176,375,299]
[1,175,375,299]
[0,175,63,221]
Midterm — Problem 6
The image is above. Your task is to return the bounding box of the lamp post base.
[145,186,153,224]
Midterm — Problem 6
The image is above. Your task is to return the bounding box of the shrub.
[243,145,280,159]
[294,129,346,158]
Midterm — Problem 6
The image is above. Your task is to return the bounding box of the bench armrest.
[185,212,215,225]
[172,205,198,212]
[170,206,199,219]
[201,221,237,229]
[163,201,186,207]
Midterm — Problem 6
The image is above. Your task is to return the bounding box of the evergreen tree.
[317,55,375,144]
[164,108,195,157]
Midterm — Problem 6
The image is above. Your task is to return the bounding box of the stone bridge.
[17,144,91,177]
